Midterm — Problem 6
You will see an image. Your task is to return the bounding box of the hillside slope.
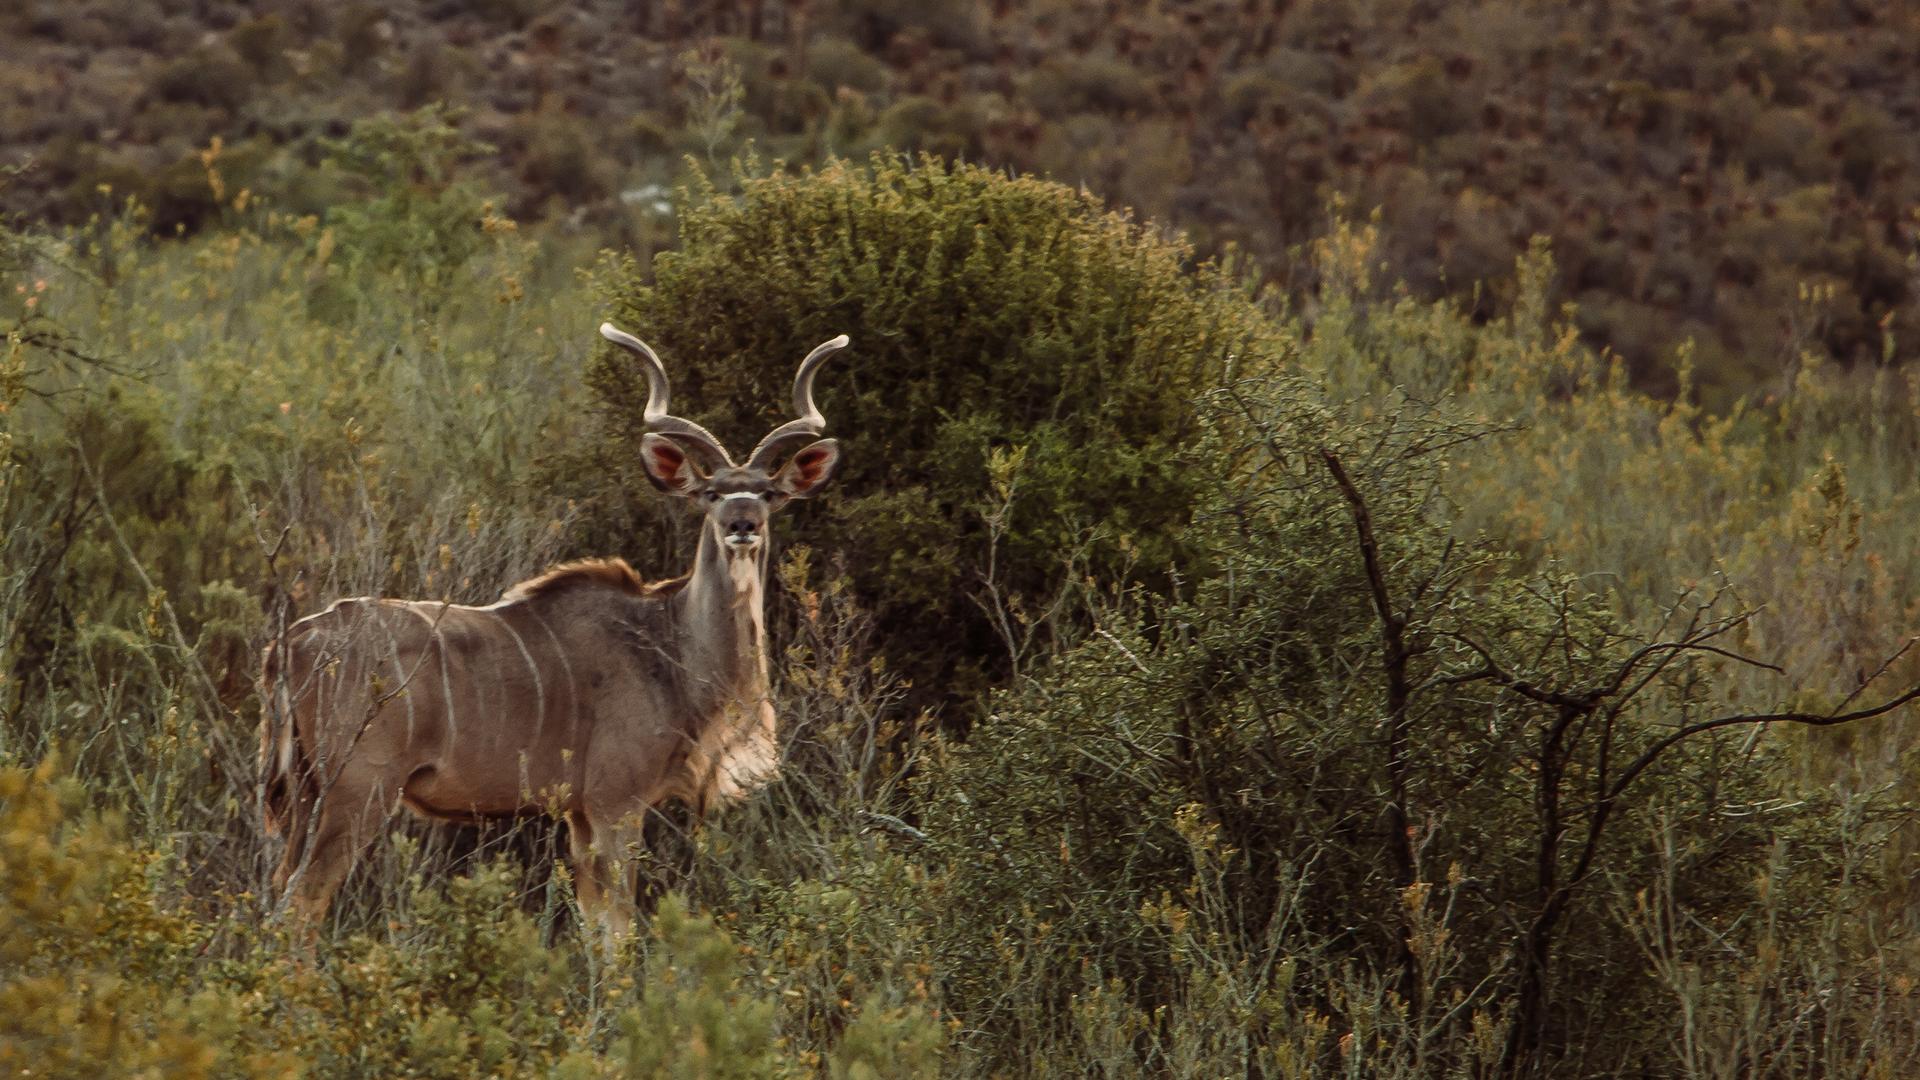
[2,0,1916,402]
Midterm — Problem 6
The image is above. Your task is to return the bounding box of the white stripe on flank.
[490,611,547,738]
[403,603,459,741]
[381,615,418,742]
[529,611,578,737]
[435,625,457,738]
[276,673,295,776]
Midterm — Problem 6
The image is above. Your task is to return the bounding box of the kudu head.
[599,325,845,558]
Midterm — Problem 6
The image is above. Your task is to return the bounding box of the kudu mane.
[498,557,689,602]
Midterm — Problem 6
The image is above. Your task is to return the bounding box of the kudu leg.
[569,807,647,942]
[565,809,616,936]
[278,767,395,944]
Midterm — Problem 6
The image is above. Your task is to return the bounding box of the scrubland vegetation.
[4,0,1919,405]
[2,131,1919,1077]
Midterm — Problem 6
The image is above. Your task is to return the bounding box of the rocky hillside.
[3,0,1917,402]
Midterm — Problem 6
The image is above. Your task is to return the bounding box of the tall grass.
[2,187,1918,1077]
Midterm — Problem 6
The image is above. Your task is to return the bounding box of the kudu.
[260,323,847,939]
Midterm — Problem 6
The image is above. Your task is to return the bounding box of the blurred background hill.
[3,0,1916,408]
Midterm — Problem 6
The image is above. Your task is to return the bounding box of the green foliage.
[321,105,500,290]
[275,859,575,1080]
[0,757,298,1080]
[910,375,1523,1070]
[147,45,257,112]
[806,40,891,97]
[229,14,292,82]
[510,106,614,209]
[0,180,958,1079]
[900,238,1920,1074]
[612,896,786,1079]
[4,155,1920,1079]
[0,755,943,1079]
[592,155,1269,711]
[607,894,936,1080]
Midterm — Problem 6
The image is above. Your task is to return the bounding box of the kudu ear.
[640,433,703,495]
[773,439,840,499]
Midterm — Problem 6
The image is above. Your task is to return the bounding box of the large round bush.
[591,155,1276,713]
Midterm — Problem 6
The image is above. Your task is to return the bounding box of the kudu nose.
[727,517,758,539]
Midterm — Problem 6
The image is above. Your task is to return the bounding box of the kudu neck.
[682,524,772,694]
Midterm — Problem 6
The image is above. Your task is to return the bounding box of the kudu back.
[260,324,847,939]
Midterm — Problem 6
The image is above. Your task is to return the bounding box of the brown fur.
[256,545,775,943]
[499,557,690,602]
[501,557,640,600]
[258,638,292,836]
[257,560,688,839]
[258,329,844,945]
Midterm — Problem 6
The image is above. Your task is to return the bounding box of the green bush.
[1025,57,1154,119]
[7,154,1920,1079]
[913,336,1910,1078]
[228,13,291,82]
[808,39,892,96]
[597,894,944,1080]
[0,757,297,1080]
[334,3,388,74]
[591,154,1273,713]
[321,105,498,289]
[147,45,257,112]
[509,106,612,210]
[859,99,980,163]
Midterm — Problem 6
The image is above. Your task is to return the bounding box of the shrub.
[1221,72,1294,127]
[1025,57,1154,119]
[860,98,981,162]
[282,859,575,1080]
[510,106,612,210]
[0,757,297,1080]
[397,44,472,112]
[147,44,257,112]
[913,296,1920,1077]
[808,38,892,95]
[12,145,1920,1079]
[228,13,290,82]
[321,104,498,288]
[1367,57,1462,145]
[591,154,1274,715]
[334,3,387,75]
[597,895,944,1080]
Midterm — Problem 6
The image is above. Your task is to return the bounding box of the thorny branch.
[78,442,239,728]
[1321,449,1417,891]
[1321,447,1424,1014]
[1318,448,1920,1078]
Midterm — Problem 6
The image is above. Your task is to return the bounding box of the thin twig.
[77,442,234,720]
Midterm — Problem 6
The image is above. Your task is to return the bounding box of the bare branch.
[1605,679,1920,804]
[1828,638,1915,718]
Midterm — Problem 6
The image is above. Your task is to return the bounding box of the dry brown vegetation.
[3,0,1917,405]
